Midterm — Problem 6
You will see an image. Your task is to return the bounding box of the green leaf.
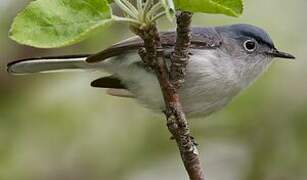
[9,0,113,48]
[174,0,243,17]
[160,0,176,21]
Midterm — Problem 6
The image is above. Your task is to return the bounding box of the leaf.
[9,0,113,48]
[160,0,176,21]
[174,0,244,17]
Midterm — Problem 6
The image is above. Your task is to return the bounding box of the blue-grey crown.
[216,24,275,49]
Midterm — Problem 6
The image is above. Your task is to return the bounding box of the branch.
[168,11,205,180]
[170,11,193,88]
[132,11,205,180]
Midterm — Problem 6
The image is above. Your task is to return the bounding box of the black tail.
[7,54,94,75]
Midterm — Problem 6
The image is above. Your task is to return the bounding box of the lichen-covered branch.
[131,11,205,180]
[170,11,193,89]
[168,11,205,180]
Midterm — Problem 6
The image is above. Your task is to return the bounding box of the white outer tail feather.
[7,55,96,75]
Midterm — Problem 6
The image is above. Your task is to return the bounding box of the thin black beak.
[266,49,296,59]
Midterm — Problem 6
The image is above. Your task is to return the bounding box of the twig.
[168,11,205,180]
[132,11,205,180]
[170,11,193,89]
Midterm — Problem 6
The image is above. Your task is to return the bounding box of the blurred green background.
[0,0,306,180]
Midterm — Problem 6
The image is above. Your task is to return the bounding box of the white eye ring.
[243,40,257,52]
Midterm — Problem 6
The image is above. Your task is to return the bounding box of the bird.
[7,24,295,117]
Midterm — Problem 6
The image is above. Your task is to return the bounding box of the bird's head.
[216,24,295,61]
[214,24,295,86]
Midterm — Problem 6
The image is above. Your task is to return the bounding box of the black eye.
[243,40,257,52]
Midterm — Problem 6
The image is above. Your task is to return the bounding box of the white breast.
[101,49,245,117]
[180,49,243,117]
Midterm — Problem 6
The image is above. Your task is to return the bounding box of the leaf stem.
[114,0,138,19]
[120,0,139,16]
[137,0,143,11]
[147,2,163,18]
[112,15,141,25]
[143,0,153,14]
[151,11,166,21]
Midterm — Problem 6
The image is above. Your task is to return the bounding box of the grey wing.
[86,28,222,63]
[8,27,221,74]
[86,28,222,94]
[86,37,144,63]
[86,33,176,63]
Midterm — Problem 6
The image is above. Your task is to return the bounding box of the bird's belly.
[179,78,239,117]
[180,87,236,117]
[179,52,241,117]
[103,50,241,117]
[126,72,240,117]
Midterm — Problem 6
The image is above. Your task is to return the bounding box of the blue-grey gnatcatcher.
[7,24,295,117]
